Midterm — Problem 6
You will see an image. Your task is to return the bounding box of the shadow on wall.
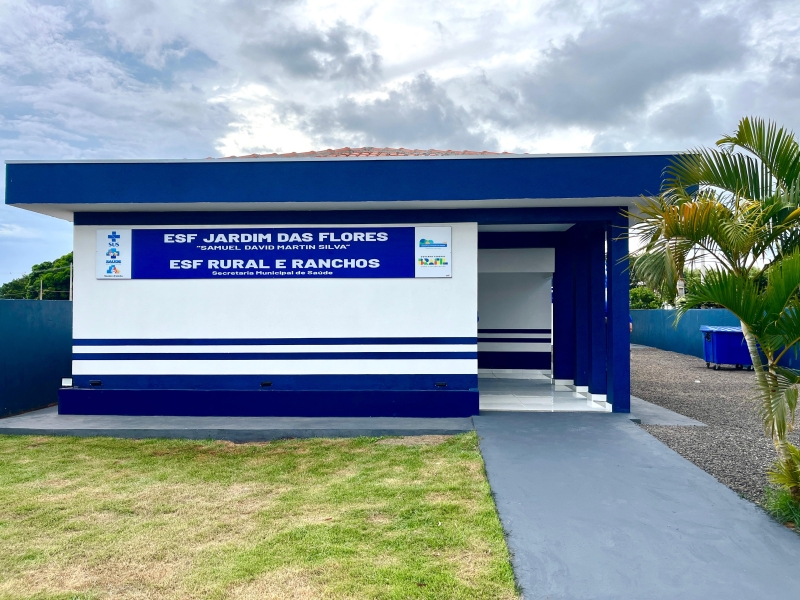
[0,300,72,417]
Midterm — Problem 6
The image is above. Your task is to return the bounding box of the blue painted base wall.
[58,389,480,418]
[70,374,478,391]
[631,309,740,359]
[477,351,550,370]
[1,300,72,418]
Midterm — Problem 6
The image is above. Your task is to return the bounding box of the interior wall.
[478,248,553,370]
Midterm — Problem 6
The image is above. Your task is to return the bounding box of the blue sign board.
[96,226,452,279]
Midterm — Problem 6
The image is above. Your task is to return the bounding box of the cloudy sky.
[1,0,798,284]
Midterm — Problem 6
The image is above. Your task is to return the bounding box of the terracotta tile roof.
[221,147,515,159]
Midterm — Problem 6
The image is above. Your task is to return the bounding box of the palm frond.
[769,308,800,364]
[630,245,685,301]
[774,366,800,385]
[665,147,770,202]
[755,371,798,440]
[678,270,765,333]
[762,250,800,310]
[767,442,800,491]
[717,117,800,191]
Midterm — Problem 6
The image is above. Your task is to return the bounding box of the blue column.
[573,229,591,390]
[607,213,631,412]
[553,239,575,384]
[588,225,607,399]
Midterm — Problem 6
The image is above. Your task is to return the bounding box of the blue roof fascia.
[6,154,675,207]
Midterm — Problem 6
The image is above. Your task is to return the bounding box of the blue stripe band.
[73,337,477,346]
[73,352,478,361]
[478,351,550,369]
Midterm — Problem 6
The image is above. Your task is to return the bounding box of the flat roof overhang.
[4,152,676,222]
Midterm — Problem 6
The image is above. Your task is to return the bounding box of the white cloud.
[0,222,39,238]
[1,0,799,283]
[213,84,315,155]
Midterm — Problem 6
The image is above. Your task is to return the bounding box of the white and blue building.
[5,149,673,417]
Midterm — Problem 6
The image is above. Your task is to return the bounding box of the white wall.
[478,248,553,360]
[478,248,554,273]
[478,273,552,331]
[72,222,478,378]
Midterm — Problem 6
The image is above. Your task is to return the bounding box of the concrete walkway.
[474,412,800,600]
[0,406,473,441]
[0,393,694,442]
[630,395,705,426]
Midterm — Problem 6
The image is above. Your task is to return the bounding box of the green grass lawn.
[0,432,517,599]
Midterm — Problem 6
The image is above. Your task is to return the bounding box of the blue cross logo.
[108,231,121,242]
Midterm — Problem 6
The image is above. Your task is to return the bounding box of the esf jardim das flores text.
[163,231,390,245]
[163,230,393,270]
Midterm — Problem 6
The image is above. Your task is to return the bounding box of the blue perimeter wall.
[631,309,739,359]
[632,308,800,368]
[0,300,72,417]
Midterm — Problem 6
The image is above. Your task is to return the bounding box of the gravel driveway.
[631,345,800,505]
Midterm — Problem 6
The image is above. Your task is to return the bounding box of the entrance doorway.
[476,234,610,412]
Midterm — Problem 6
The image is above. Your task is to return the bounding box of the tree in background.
[0,253,73,300]
[629,267,717,309]
[629,285,662,309]
[628,117,800,503]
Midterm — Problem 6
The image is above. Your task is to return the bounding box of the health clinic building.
[5,147,673,418]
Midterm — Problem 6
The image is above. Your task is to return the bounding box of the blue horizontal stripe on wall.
[477,338,551,343]
[73,351,478,361]
[73,206,625,226]
[58,388,480,418]
[70,374,478,391]
[8,154,673,206]
[72,337,477,346]
[478,351,551,370]
[478,329,551,334]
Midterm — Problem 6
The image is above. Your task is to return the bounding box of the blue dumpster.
[700,326,753,370]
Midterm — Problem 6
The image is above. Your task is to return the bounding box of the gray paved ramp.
[630,395,705,426]
[474,412,800,600]
[0,406,474,441]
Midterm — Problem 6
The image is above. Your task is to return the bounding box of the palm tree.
[682,258,800,499]
[629,117,800,501]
